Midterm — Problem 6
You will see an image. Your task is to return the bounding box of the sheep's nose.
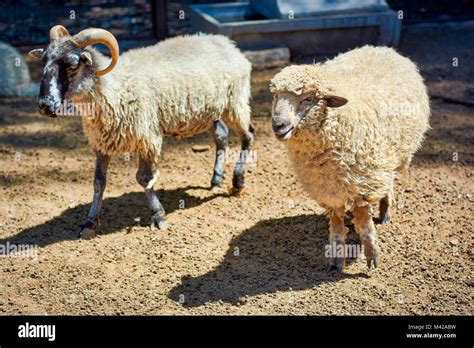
[272,117,290,134]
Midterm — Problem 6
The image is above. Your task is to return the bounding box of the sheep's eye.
[300,96,314,107]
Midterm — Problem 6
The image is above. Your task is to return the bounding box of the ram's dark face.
[30,41,95,117]
[29,25,119,117]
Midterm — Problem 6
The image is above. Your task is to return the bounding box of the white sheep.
[29,25,255,238]
[269,45,430,272]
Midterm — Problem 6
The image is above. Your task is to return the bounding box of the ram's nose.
[38,99,58,117]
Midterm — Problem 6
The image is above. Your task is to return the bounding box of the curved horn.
[49,25,70,41]
[72,28,119,77]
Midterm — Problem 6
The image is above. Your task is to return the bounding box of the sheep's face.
[271,91,347,141]
[270,65,347,141]
[29,40,96,117]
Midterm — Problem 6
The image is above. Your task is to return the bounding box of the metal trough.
[189,1,401,56]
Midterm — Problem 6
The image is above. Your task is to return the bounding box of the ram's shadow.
[169,214,367,307]
[0,185,220,248]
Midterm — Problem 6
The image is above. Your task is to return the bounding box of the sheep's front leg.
[136,156,167,230]
[327,208,348,273]
[210,120,229,191]
[352,205,379,269]
[81,152,110,239]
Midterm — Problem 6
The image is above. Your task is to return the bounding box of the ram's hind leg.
[227,119,255,196]
[352,205,379,269]
[136,156,167,230]
[210,120,229,191]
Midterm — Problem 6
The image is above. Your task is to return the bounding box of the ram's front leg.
[327,208,348,273]
[136,156,167,230]
[81,152,110,239]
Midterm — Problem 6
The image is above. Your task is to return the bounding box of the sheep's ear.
[80,51,93,66]
[28,48,44,60]
[324,95,348,108]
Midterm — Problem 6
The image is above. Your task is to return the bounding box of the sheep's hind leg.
[210,120,229,192]
[327,208,348,273]
[230,123,255,196]
[80,152,110,239]
[352,205,379,269]
[137,156,167,230]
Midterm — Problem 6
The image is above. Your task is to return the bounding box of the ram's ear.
[28,48,44,60]
[80,51,93,66]
[324,95,348,108]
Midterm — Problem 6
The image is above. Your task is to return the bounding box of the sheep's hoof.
[327,257,344,273]
[79,220,98,239]
[230,186,244,197]
[366,257,379,270]
[150,213,167,230]
[376,214,391,225]
[79,227,97,239]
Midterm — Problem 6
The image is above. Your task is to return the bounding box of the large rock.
[0,42,39,97]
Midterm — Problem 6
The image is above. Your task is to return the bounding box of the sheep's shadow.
[0,185,220,248]
[169,214,368,307]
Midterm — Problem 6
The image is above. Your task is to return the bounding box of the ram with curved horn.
[29,26,254,238]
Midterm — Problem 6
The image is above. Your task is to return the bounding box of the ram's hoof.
[150,214,167,230]
[211,185,222,194]
[230,186,244,197]
[79,220,99,239]
[80,227,97,239]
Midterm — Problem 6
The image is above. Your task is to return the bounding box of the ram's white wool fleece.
[270,46,430,211]
[75,33,251,164]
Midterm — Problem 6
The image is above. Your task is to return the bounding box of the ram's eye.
[67,64,79,74]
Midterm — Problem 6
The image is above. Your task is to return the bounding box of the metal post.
[151,0,168,40]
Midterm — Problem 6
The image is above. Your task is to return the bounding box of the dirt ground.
[0,26,472,315]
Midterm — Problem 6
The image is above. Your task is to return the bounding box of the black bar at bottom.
[0,315,471,346]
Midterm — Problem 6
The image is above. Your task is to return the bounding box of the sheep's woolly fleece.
[270,45,430,211]
[77,33,251,163]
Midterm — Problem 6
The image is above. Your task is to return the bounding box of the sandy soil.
[0,27,472,315]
